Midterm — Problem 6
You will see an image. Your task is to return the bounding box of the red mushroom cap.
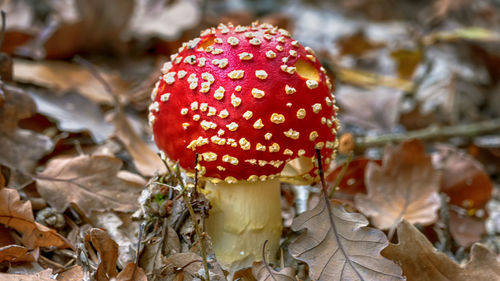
[149,22,338,183]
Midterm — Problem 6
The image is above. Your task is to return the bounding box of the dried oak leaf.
[108,111,166,177]
[289,195,404,281]
[36,154,141,218]
[354,139,441,229]
[252,261,296,281]
[382,220,500,281]
[56,265,84,281]
[116,262,147,281]
[85,228,119,281]
[0,188,70,249]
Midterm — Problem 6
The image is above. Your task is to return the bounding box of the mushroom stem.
[204,179,282,274]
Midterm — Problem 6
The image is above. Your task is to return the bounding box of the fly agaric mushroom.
[149,22,338,272]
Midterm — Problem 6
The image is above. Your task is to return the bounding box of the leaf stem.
[315,149,366,280]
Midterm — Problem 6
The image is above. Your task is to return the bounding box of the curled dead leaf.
[13,59,131,105]
[355,139,441,230]
[0,245,38,263]
[108,111,166,177]
[0,188,70,249]
[85,228,119,281]
[116,262,147,281]
[289,195,404,281]
[56,265,84,281]
[161,252,225,281]
[252,261,296,281]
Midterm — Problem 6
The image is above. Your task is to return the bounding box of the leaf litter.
[1,0,500,280]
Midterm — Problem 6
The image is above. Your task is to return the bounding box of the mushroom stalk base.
[204,179,282,274]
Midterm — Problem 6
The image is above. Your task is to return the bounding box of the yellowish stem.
[204,179,282,274]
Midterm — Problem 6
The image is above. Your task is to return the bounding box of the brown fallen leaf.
[0,245,38,263]
[289,195,404,281]
[116,262,147,281]
[29,89,114,143]
[0,269,54,281]
[0,84,53,173]
[336,85,403,131]
[448,208,486,248]
[464,243,500,280]
[0,84,36,134]
[432,144,491,247]
[10,0,134,60]
[382,220,500,281]
[127,0,201,41]
[85,228,119,281]
[36,154,142,218]
[13,59,131,105]
[326,158,382,195]
[160,252,225,281]
[390,49,423,80]
[0,188,70,249]
[432,144,493,211]
[337,31,386,57]
[108,111,166,177]
[354,139,441,230]
[0,164,10,187]
[56,265,84,281]
[0,129,54,174]
[252,261,296,281]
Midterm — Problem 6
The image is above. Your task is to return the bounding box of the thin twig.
[73,56,121,109]
[131,222,145,281]
[39,255,65,269]
[262,240,278,281]
[354,118,500,149]
[152,218,168,275]
[0,11,6,50]
[437,193,454,253]
[328,153,353,198]
[176,158,210,281]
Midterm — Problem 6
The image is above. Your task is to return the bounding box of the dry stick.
[73,56,121,110]
[131,222,145,281]
[0,10,6,50]
[355,118,500,149]
[176,161,210,281]
[328,153,353,198]
[437,194,454,253]
[39,255,65,269]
